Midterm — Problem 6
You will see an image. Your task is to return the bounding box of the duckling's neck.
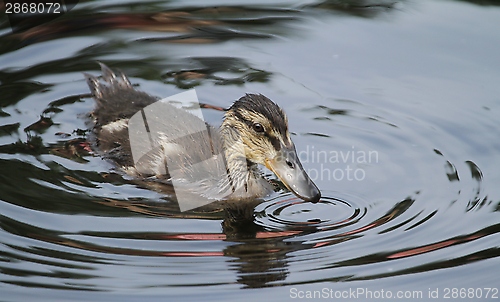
[219,122,273,199]
[219,123,253,185]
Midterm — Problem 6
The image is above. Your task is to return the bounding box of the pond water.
[1,0,500,301]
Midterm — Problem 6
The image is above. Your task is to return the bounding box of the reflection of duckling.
[85,63,320,204]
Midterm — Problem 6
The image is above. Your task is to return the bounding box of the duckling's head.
[222,94,321,203]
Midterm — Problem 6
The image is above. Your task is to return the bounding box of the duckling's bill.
[265,142,321,203]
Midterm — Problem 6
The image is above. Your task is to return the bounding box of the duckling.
[85,63,320,207]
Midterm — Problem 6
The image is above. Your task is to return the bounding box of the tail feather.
[98,62,132,89]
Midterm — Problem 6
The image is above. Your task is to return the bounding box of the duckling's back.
[84,63,161,168]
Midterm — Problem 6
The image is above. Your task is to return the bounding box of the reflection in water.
[162,57,272,88]
[2,184,498,290]
[345,223,500,281]
[2,1,403,49]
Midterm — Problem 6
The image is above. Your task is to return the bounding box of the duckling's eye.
[252,123,265,133]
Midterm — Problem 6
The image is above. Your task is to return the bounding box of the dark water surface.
[1,0,500,301]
